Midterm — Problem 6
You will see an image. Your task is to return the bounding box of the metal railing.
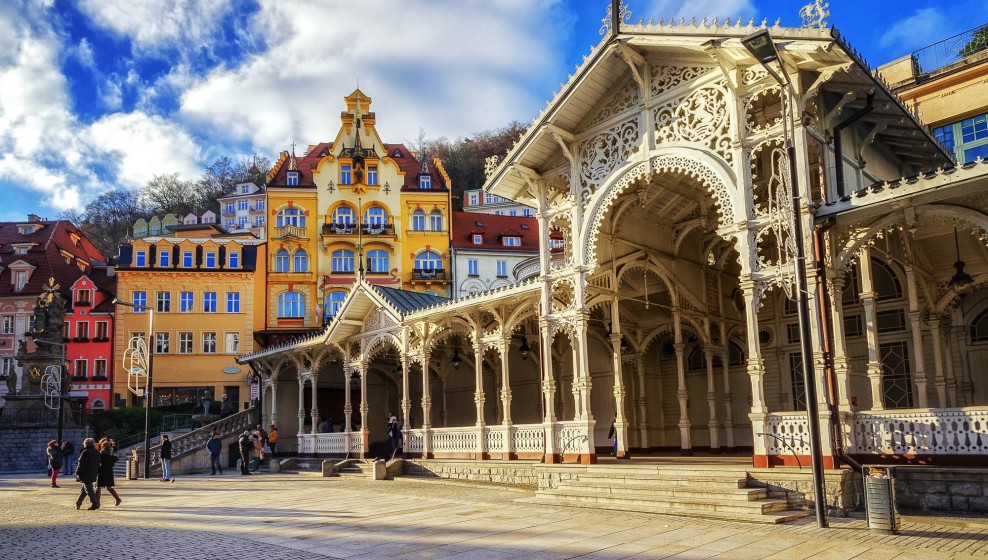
[412,268,446,281]
[913,23,988,75]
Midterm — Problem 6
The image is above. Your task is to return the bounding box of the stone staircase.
[530,464,810,524]
[333,459,378,479]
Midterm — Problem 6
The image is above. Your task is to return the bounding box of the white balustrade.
[512,424,546,452]
[297,432,363,455]
[553,421,586,453]
[406,429,425,453]
[297,436,313,454]
[485,426,506,451]
[762,413,811,455]
[430,427,479,453]
[852,407,988,455]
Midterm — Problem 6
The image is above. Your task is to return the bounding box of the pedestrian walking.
[159,434,173,482]
[74,438,100,510]
[387,413,399,455]
[250,431,263,473]
[61,440,75,475]
[238,431,251,475]
[607,420,617,456]
[255,424,268,452]
[46,440,63,488]
[267,425,279,458]
[206,432,223,475]
[96,441,122,506]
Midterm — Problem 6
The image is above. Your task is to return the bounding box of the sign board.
[250,382,259,400]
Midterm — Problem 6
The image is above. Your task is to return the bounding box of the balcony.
[273,224,307,240]
[913,23,988,75]
[322,223,357,235]
[362,223,395,236]
[412,268,446,281]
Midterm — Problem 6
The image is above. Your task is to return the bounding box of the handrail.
[343,439,364,461]
[757,432,803,469]
[560,434,589,453]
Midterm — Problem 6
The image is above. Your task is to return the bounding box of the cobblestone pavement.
[1,472,987,560]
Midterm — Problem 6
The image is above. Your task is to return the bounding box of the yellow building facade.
[264,89,452,329]
[112,223,266,412]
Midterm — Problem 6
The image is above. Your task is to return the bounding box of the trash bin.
[126,458,137,480]
[864,466,899,534]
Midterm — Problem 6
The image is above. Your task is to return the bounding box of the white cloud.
[83,112,202,188]
[178,0,571,151]
[76,37,95,68]
[880,8,950,51]
[647,0,755,21]
[75,0,234,56]
[100,78,123,110]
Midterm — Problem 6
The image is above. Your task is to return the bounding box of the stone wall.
[0,427,91,473]
[403,460,539,487]
[747,468,862,516]
[895,468,988,514]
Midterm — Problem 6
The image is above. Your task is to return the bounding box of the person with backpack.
[238,431,252,475]
[46,440,64,488]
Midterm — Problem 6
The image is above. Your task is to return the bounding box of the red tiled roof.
[0,220,107,300]
[267,142,333,187]
[450,211,539,251]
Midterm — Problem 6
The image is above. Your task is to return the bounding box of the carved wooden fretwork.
[653,82,734,165]
[578,117,641,206]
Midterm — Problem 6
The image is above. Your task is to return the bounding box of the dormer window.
[17,223,43,235]
[286,171,299,186]
[503,236,521,247]
[205,252,216,268]
[240,185,249,194]
[12,243,33,256]
[341,165,352,185]
[135,251,147,267]
[159,250,170,267]
[75,289,91,307]
[419,175,431,189]
[14,270,28,292]
[472,234,483,245]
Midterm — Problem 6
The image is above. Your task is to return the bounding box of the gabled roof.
[0,220,106,300]
[484,22,952,204]
[372,285,449,314]
[450,211,539,251]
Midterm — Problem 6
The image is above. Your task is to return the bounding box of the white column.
[636,355,650,450]
[610,298,629,456]
[270,377,279,428]
[930,319,947,407]
[541,323,559,460]
[343,364,353,434]
[296,375,306,436]
[904,266,928,408]
[673,311,691,454]
[860,251,884,410]
[741,280,768,461]
[704,346,720,452]
[499,336,512,426]
[309,370,320,436]
[358,361,369,457]
[473,341,486,457]
[828,276,852,411]
[421,349,432,457]
[400,355,411,449]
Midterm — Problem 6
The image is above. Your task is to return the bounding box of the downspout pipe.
[833,93,875,199]
[813,217,862,472]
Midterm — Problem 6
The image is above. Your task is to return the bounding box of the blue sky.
[2,0,987,223]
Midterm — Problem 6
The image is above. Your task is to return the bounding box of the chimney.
[28,214,42,223]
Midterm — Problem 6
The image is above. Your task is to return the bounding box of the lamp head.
[741,29,780,66]
[518,336,531,360]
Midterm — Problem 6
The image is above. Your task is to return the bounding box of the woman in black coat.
[96,441,122,506]
[46,440,64,488]
[74,438,101,510]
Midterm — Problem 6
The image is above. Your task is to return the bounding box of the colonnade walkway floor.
[1,472,986,559]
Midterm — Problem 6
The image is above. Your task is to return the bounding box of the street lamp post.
[112,298,155,479]
[742,29,829,528]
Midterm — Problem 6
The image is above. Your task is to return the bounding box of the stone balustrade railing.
[133,409,255,477]
[851,407,988,455]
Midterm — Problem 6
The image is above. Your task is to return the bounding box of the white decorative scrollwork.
[584,154,735,269]
[578,117,640,206]
[650,65,710,98]
[587,77,641,128]
[744,86,782,137]
[484,155,499,179]
[654,84,733,165]
[756,144,798,298]
[799,0,830,28]
[599,1,631,36]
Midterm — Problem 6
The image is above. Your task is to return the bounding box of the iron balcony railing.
[913,23,988,75]
[322,222,395,235]
[412,268,446,281]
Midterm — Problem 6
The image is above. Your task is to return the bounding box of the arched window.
[293,249,308,273]
[276,207,305,228]
[429,210,443,231]
[971,309,988,343]
[277,291,305,318]
[332,206,355,225]
[872,258,902,301]
[332,249,355,273]
[364,206,387,226]
[90,399,106,411]
[367,249,389,273]
[275,249,290,272]
[414,250,442,270]
[728,341,745,366]
[411,209,425,231]
[324,291,347,321]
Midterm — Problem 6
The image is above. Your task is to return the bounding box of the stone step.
[554,481,768,502]
[574,473,748,489]
[535,488,791,515]
[528,495,810,524]
[572,467,751,478]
